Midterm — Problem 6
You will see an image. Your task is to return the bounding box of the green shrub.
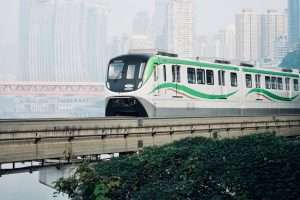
[55,134,300,200]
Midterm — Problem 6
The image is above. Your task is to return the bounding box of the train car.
[105,50,300,118]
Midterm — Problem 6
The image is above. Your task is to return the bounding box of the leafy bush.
[55,134,300,200]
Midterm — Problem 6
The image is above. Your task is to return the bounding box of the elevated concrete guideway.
[0,115,300,168]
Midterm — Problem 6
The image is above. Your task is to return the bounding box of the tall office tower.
[261,10,287,61]
[216,25,236,60]
[19,0,56,81]
[168,0,194,57]
[84,0,108,82]
[153,0,169,50]
[0,0,18,80]
[288,0,300,51]
[236,9,261,62]
[53,0,87,82]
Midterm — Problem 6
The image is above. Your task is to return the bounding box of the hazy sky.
[0,0,288,43]
[108,0,287,36]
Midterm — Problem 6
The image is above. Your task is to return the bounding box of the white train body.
[105,52,300,117]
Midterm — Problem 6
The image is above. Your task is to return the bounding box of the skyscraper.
[153,0,169,50]
[168,0,194,57]
[217,25,236,60]
[18,0,108,82]
[84,0,108,82]
[236,9,261,62]
[261,10,287,61]
[19,0,56,81]
[288,0,300,51]
[53,0,86,82]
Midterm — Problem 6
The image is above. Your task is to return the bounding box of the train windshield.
[106,55,149,92]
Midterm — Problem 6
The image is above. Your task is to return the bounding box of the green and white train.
[105,51,300,117]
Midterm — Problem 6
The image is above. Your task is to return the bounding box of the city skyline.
[0,0,296,82]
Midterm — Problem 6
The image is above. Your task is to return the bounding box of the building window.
[218,70,225,86]
[206,70,214,85]
[294,79,299,91]
[271,77,277,89]
[197,69,205,84]
[187,68,196,84]
[172,65,181,83]
[277,77,283,90]
[231,72,238,87]
[245,74,252,88]
[265,76,271,89]
[255,74,261,88]
[285,78,290,90]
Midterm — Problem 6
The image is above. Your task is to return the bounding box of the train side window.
[265,76,271,89]
[231,72,238,87]
[218,70,225,86]
[172,65,181,83]
[197,69,205,84]
[187,68,196,84]
[206,70,214,85]
[294,79,299,91]
[163,65,167,82]
[271,77,277,89]
[285,78,290,90]
[277,77,283,90]
[245,74,252,88]
[255,74,261,88]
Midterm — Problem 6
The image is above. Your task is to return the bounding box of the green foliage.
[280,50,300,68]
[55,134,300,200]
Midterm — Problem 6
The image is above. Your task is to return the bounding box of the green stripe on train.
[143,56,299,84]
[152,83,238,100]
[143,56,240,83]
[247,88,299,102]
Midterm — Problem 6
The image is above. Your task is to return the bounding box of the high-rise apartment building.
[261,10,287,61]
[168,0,194,57]
[273,35,289,64]
[236,9,261,62]
[288,0,300,51]
[217,25,236,60]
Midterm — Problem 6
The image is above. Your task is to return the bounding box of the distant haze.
[108,0,286,36]
[0,0,287,42]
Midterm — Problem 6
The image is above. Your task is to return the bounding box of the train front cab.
[105,54,151,117]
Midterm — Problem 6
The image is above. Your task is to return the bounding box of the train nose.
[105,97,148,117]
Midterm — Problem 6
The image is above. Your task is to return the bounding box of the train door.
[172,65,181,97]
[255,75,263,100]
[218,70,225,96]
[285,78,291,99]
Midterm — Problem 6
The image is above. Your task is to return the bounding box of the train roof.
[153,55,300,78]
